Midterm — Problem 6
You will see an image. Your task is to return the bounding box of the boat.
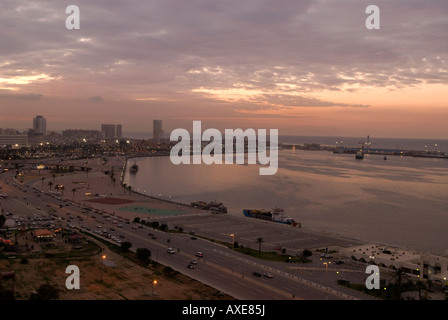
[208,201,227,213]
[384,156,388,160]
[191,201,209,210]
[243,207,299,226]
[191,200,228,213]
[129,163,138,173]
[355,150,364,159]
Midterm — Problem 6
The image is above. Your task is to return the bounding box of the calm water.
[123,148,448,255]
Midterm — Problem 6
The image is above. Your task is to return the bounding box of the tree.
[29,284,59,300]
[302,249,312,258]
[136,248,151,264]
[256,237,264,257]
[72,188,77,198]
[47,181,53,190]
[0,214,6,227]
[120,241,132,253]
[391,268,410,299]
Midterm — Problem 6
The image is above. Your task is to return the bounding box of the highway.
[0,169,376,300]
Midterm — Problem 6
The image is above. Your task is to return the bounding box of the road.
[0,170,377,300]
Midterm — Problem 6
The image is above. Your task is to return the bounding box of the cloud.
[0,0,447,136]
[89,96,104,102]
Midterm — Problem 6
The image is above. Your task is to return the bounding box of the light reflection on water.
[123,150,448,254]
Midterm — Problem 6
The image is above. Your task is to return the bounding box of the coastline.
[16,154,448,290]
[23,154,447,258]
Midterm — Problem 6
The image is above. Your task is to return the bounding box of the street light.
[100,254,106,282]
[152,279,157,295]
[230,234,235,248]
[323,262,331,276]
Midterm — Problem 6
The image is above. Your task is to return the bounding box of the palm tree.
[47,181,53,190]
[391,268,410,299]
[72,188,77,199]
[256,237,264,257]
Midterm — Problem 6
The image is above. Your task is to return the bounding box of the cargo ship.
[243,207,299,226]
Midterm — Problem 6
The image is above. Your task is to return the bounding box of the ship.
[191,200,209,210]
[208,201,228,213]
[191,200,228,213]
[129,163,139,173]
[355,150,364,159]
[243,207,298,226]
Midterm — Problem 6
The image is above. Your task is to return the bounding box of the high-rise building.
[101,124,116,139]
[101,124,122,139]
[153,120,163,141]
[33,115,46,135]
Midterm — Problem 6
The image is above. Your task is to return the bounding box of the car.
[263,273,273,278]
[252,272,262,277]
[167,248,175,254]
[187,264,196,269]
[152,235,158,239]
[189,260,198,265]
[195,252,203,258]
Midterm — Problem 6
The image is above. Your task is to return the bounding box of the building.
[340,244,448,286]
[153,120,163,141]
[62,129,102,140]
[101,124,116,139]
[101,124,122,139]
[0,134,29,148]
[33,115,46,135]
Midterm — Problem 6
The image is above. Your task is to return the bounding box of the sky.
[0,0,447,139]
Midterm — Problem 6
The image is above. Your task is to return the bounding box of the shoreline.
[20,154,447,259]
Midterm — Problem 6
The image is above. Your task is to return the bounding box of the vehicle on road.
[252,272,262,277]
[263,273,273,278]
[167,248,175,254]
[195,252,203,258]
[187,260,198,269]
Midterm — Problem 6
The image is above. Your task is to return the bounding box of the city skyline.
[0,1,447,139]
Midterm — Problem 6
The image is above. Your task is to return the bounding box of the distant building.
[153,120,163,141]
[101,124,116,139]
[33,115,46,135]
[62,129,102,140]
[0,134,29,148]
[101,124,123,139]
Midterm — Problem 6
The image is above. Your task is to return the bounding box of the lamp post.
[152,279,157,295]
[323,262,331,277]
[100,254,106,282]
[230,234,235,248]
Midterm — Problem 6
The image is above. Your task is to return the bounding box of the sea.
[122,136,448,255]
